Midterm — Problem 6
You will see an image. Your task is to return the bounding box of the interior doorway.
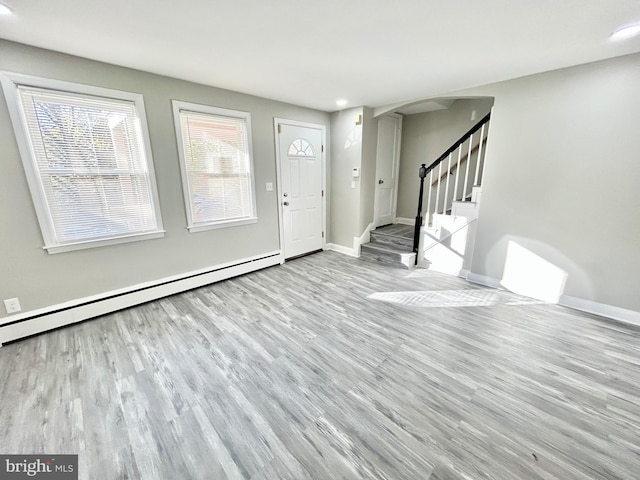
[374,114,402,227]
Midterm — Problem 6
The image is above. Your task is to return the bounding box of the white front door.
[277,122,324,259]
[374,114,402,227]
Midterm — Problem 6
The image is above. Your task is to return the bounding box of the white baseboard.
[466,272,502,289]
[560,295,640,327]
[353,222,375,257]
[466,272,640,327]
[325,243,357,257]
[394,217,414,226]
[0,251,283,344]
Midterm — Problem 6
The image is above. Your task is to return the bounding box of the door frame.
[273,118,327,262]
[373,113,403,227]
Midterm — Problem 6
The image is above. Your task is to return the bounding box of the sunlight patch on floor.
[367,289,545,308]
[406,269,442,278]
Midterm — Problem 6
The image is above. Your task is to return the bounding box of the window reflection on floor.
[367,289,544,308]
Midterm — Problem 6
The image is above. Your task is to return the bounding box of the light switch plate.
[265,182,273,191]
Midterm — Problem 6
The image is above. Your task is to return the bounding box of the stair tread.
[371,230,413,240]
[371,225,413,239]
[360,243,416,270]
[371,231,412,240]
[370,238,413,249]
[361,242,414,255]
[370,226,414,251]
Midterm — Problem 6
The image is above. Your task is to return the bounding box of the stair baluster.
[453,145,462,204]
[443,152,452,214]
[475,123,487,187]
[425,169,433,228]
[434,161,442,215]
[463,134,473,201]
[412,112,491,266]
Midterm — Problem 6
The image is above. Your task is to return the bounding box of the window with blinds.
[172,101,257,232]
[0,73,164,253]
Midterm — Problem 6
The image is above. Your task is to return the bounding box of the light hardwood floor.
[1,251,639,479]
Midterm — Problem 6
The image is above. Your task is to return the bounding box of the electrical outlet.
[4,297,21,314]
[265,182,273,191]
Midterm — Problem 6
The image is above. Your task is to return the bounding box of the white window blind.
[173,102,257,232]
[1,73,164,253]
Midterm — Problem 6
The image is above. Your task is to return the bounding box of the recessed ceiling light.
[610,24,640,40]
[0,3,12,15]
[336,99,348,107]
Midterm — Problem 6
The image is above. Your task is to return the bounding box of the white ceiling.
[1,0,639,112]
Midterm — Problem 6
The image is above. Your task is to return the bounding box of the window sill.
[187,217,258,233]
[44,230,165,254]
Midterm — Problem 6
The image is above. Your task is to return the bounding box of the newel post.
[412,163,428,265]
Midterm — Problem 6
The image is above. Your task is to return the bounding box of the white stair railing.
[412,112,491,262]
[422,113,491,226]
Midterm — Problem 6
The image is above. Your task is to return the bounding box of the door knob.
[283,193,288,197]
[378,179,384,184]
[283,201,289,206]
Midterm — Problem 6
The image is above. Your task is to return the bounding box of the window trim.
[0,72,165,254]
[172,100,258,233]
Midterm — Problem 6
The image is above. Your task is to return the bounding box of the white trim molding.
[273,118,328,257]
[560,295,640,327]
[324,243,357,257]
[325,222,375,258]
[353,222,375,257]
[466,272,502,289]
[394,217,414,226]
[172,101,258,233]
[0,251,283,344]
[0,71,165,253]
[458,269,471,280]
[467,271,640,327]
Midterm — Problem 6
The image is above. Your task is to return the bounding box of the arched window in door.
[288,138,315,157]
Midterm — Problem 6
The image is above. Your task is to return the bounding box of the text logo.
[0,455,77,480]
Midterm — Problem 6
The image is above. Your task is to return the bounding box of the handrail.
[431,137,488,187]
[424,112,491,175]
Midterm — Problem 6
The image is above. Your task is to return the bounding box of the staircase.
[359,112,491,274]
[420,186,481,275]
[360,225,416,269]
[415,113,490,277]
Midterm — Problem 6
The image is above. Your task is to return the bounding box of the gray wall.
[329,107,364,248]
[396,98,494,219]
[451,53,640,311]
[0,40,329,318]
[359,107,378,233]
[329,107,379,248]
